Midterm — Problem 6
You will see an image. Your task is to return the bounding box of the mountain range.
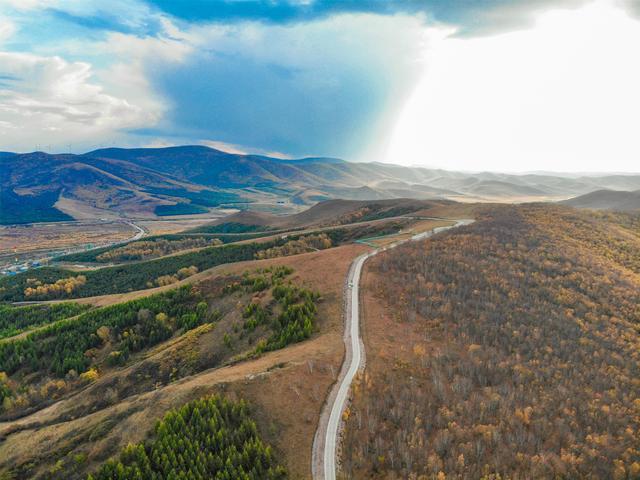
[2,145,640,224]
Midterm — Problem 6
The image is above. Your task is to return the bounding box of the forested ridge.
[58,233,270,263]
[94,237,223,262]
[0,240,283,301]
[0,219,410,303]
[254,234,332,259]
[88,395,287,480]
[343,205,640,479]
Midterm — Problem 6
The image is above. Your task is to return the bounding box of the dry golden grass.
[0,222,133,256]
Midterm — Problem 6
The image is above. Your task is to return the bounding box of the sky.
[0,0,639,172]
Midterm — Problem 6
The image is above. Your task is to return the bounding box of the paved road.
[124,221,146,242]
[313,219,474,480]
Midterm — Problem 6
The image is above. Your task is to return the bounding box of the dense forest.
[0,189,72,224]
[189,222,273,234]
[154,202,208,216]
[0,240,284,301]
[88,395,286,480]
[321,220,412,245]
[144,187,244,208]
[342,205,640,479]
[0,265,322,419]
[0,302,90,339]
[336,203,424,225]
[0,285,211,393]
[58,233,268,263]
[95,237,223,262]
[0,220,410,303]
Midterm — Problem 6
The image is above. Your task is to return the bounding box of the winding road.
[312,219,474,480]
[124,220,147,242]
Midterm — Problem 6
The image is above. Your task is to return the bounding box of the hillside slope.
[0,245,364,479]
[194,198,450,232]
[343,205,640,479]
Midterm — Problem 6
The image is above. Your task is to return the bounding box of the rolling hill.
[561,189,640,211]
[191,198,449,232]
[2,145,640,224]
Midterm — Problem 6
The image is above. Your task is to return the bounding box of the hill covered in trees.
[343,205,640,479]
[0,265,321,423]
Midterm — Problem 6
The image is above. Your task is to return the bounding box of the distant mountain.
[2,145,640,224]
[561,189,640,211]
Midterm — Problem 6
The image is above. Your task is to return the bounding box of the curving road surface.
[124,221,146,242]
[312,219,474,480]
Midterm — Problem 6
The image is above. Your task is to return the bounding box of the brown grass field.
[0,222,133,256]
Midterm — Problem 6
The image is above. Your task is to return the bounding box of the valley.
[0,215,228,277]
[1,192,639,479]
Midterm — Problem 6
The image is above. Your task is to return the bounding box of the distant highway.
[313,219,474,480]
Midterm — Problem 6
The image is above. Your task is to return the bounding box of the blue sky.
[1,1,639,171]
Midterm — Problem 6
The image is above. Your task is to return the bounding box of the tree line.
[0,221,389,303]
[254,234,332,259]
[0,240,287,302]
[95,237,222,263]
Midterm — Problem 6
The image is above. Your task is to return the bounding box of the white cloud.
[0,13,192,152]
[201,140,292,159]
[201,140,248,155]
[0,51,154,151]
[93,29,191,119]
[386,0,640,172]
[0,21,17,57]
[0,18,15,44]
[1,0,155,30]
